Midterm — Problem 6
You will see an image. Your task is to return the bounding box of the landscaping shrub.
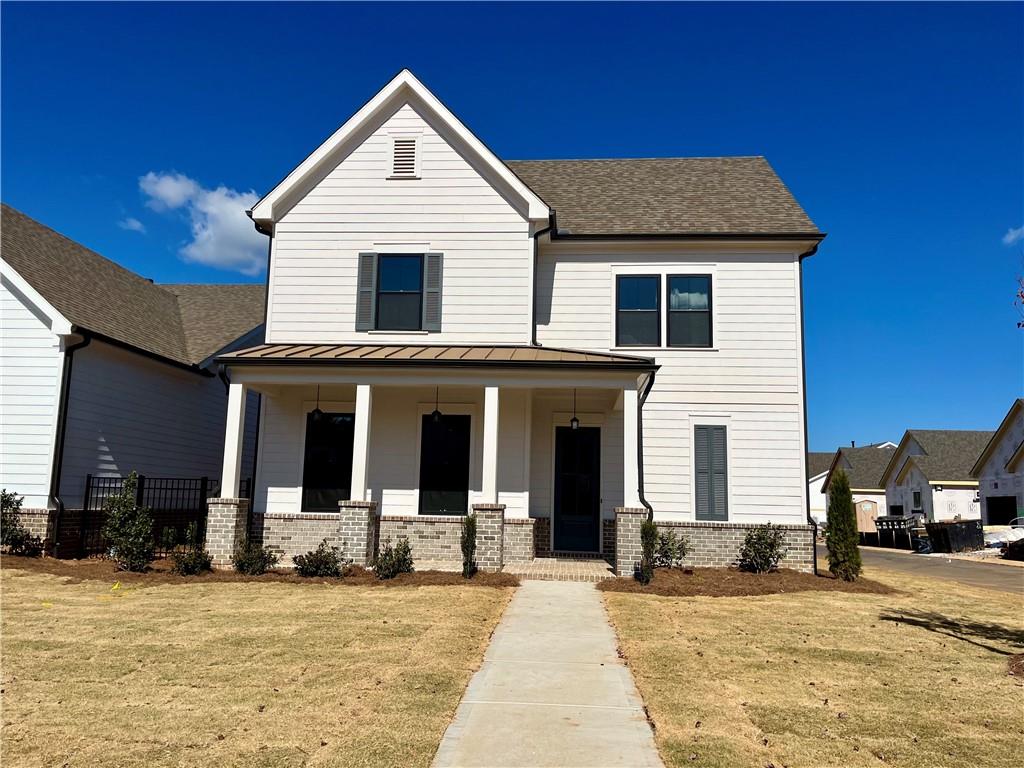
[101,472,154,572]
[170,523,212,575]
[232,541,280,575]
[738,523,788,573]
[654,529,688,569]
[636,518,658,584]
[1,489,43,557]
[376,538,414,580]
[460,513,477,578]
[825,469,862,581]
[293,539,345,577]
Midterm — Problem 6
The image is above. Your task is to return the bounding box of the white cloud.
[117,217,146,233]
[139,172,266,275]
[1003,226,1024,246]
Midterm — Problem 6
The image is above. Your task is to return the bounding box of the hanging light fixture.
[570,388,580,430]
[431,386,443,423]
[311,384,324,421]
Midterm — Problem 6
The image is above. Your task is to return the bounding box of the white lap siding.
[0,277,62,508]
[267,103,533,345]
[535,246,807,524]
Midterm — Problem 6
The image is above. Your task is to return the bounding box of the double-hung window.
[616,275,660,347]
[667,275,712,347]
[376,254,423,331]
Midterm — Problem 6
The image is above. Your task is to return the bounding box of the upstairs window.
[668,275,712,347]
[376,254,423,331]
[616,275,660,347]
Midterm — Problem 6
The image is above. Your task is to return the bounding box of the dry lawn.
[604,567,1024,768]
[0,564,513,767]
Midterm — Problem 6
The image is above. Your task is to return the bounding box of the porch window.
[694,424,728,521]
[667,275,712,347]
[376,254,423,331]
[301,412,355,512]
[419,414,471,515]
[616,275,660,347]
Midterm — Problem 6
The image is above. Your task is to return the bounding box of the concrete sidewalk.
[432,581,663,768]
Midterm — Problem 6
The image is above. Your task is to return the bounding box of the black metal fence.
[80,475,210,558]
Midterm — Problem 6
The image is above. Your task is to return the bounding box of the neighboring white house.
[807,451,834,525]
[0,204,263,552]
[818,441,896,536]
[205,70,824,575]
[880,429,992,523]
[970,399,1024,525]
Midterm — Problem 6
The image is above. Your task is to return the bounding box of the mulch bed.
[1009,654,1024,677]
[597,566,896,597]
[0,554,519,588]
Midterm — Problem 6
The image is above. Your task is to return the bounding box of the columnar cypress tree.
[825,469,862,581]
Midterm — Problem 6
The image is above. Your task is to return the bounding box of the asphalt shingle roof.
[507,157,820,236]
[807,452,835,479]
[904,430,995,483]
[825,444,897,492]
[2,204,265,367]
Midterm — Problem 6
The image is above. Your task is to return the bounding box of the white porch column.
[220,381,247,498]
[481,385,500,504]
[350,384,373,501]
[622,383,642,509]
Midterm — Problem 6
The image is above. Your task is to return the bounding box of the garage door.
[985,496,1018,526]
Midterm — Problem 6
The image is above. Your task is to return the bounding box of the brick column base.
[338,500,379,566]
[206,498,249,569]
[614,507,648,577]
[472,504,505,572]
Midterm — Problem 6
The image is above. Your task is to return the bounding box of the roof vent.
[390,137,419,179]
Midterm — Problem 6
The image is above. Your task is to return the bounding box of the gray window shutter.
[710,426,728,520]
[422,252,443,332]
[695,425,728,521]
[356,252,377,331]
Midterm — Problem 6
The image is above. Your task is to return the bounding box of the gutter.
[797,239,821,574]
[530,221,554,346]
[50,330,92,555]
[637,369,657,519]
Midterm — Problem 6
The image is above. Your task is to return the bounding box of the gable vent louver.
[391,138,418,178]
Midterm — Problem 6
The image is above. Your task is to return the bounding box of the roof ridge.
[507,155,767,163]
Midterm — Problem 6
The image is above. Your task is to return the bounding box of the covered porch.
[208,344,657,576]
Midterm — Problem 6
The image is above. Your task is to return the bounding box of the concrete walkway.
[432,581,663,768]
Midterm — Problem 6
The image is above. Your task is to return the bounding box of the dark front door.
[419,414,471,515]
[553,426,601,551]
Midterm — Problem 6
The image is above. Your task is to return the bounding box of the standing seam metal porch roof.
[218,343,657,370]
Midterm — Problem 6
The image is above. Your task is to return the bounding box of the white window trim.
[608,264,719,353]
[387,132,422,180]
[408,401,480,517]
[296,400,356,513]
[687,413,732,522]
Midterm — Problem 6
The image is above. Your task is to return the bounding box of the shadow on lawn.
[879,609,1024,656]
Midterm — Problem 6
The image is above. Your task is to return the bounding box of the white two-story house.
[206,70,823,575]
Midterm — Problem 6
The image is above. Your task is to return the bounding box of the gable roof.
[970,399,1024,477]
[807,451,835,479]
[250,69,549,226]
[1,204,265,368]
[821,443,896,493]
[880,429,995,486]
[508,157,820,237]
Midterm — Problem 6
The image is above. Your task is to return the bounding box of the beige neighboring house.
[970,399,1024,525]
[818,442,896,536]
[0,204,264,552]
[880,430,992,523]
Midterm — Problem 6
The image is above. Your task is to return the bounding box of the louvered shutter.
[391,138,417,177]
[710,426,728,520]
[695,425,728,521]
[355,252,377,331]
[422,252,443,332]
[695,426,711,519]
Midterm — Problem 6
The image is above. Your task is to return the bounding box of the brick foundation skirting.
[657,520,816,574]
[502,517,535,563]
[533,516,551,557]
[602,518,616,558]
[379,514,464,562]
[252,511,347,566]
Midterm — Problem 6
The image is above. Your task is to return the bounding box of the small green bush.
[738,523,788,573]
[101,472,154,572]
[636,518,658,584]
[170,522,212,575]
[654,529,689,569]
[376,538,414,580]
[1,489,43,557]
[232,541,280,575]
[460,513,477,578]
[293,539,345,577]
[825,469,862,581]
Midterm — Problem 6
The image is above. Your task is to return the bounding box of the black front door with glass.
[301,412,355,512]
[419,414,471,515]
[553,426,601,551]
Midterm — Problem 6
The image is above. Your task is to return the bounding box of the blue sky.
[2,2,1021,451]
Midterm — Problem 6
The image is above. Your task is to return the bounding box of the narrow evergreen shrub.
[654,529,689,569]
[636,518,658,584]
[170,522,212,575]
[1,489,42,557]
[460,513,478,578]
[376,538,414,580]
[101,472,154,572]
[232,541,280,575]
[738,523,788,573]
[825,469,862,581]
[293,539,344,577]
